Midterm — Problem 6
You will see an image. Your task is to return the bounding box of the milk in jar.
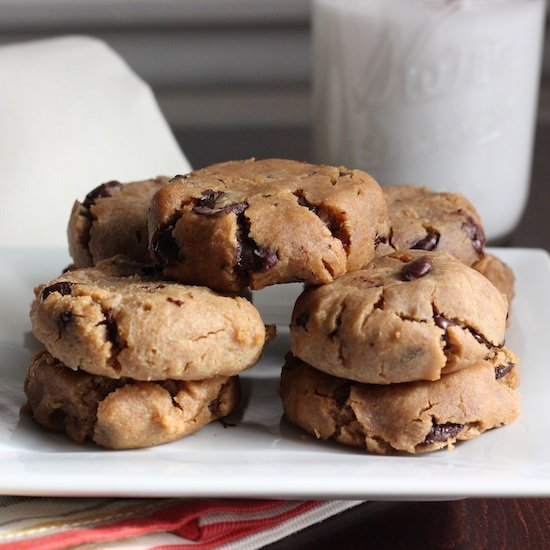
[312,0,546,241]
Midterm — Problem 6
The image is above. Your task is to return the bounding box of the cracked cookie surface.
[290,251,510,384]
[380,184,514,303]
[24,349,240,449]
[280,354,520,454]
[30,258,266,380]
[380,185,486,266]
[148,158,390,291]
[68,176,170,267]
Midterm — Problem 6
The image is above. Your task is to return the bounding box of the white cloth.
[0,35,191,247]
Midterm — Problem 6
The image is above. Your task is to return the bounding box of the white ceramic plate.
[0,247,549,499]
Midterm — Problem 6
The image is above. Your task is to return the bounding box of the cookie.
[280,354,520,454]
[30,258,266,380]
[148,158,391,291]
[68,176,170,267]
[24,349,240,449]
[381,185,486,266]
[472,253,515,305]
[290,251,510,384]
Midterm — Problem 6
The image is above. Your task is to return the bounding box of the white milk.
[312,0,546,241]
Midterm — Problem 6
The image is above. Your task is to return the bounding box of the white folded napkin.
[0,35,191,247]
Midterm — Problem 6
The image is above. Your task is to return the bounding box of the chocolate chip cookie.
[291,251,510,384]
[280,354,520,454]
[24,349,240,449]
[148,158,391,291]
[68,176,170,267]
[381,185,486,266]
[472,253,515,305]
[30,258,266,380]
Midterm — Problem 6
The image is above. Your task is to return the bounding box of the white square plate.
[0,247,549,499]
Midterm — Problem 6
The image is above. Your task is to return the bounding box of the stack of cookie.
[25,181,267,449]
[282,251,519,454]
[24,158,391,449]
[281,185,520,454]
[24,158,520,454]
[143,159,519,454]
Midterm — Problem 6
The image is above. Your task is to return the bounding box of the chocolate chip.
[374,234,387,247]
[192,190,248,217]
[237,238,276,273]
[434,314,456,331]
[495,363,514,379]
[235,215,278,275]
[42,282,73,300]
[471,330,493,348]
[459,211,486,254]
[412,230,440,251]
[82,180,122,208]
[422,422,462,445]
[150,226,180,264]
[57,311,73,332]
[294,191,319,214]
[167,297,184,307]
[254,248,278,272]
[400,256,432,281]
[373,295,385,310]
[100,310,118,348]
[195,202,247,217]
[333,382,351,406]
[434,314,457,350]
[196,189,224,209]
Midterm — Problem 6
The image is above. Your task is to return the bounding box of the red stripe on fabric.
[0,499,314,550]
[153,501,322,550]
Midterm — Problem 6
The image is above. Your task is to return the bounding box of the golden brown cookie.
[290,251,510,384]
[30,258,266,380]
[24,349,240,449]
[280,354,520,454]
[381,185,485,265]
[148,158,390,291]
[68,176,170,267]
[472,253,515,304]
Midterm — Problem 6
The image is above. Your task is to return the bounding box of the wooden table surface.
[175,121,550,550]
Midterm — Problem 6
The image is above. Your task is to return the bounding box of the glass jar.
[312,0,546,241]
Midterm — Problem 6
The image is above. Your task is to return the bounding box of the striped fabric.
[0,497,363,549]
